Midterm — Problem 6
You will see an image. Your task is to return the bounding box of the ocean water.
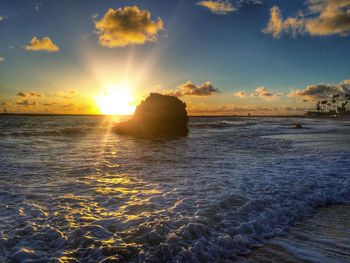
[0,116,349,262]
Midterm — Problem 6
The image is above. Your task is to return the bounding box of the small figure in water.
[295,123,303,129]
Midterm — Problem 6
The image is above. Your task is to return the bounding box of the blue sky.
[0,0,349,114]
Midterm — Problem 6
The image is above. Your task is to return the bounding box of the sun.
[95,86,136,115]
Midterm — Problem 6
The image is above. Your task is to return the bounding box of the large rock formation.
[113,93,189,137]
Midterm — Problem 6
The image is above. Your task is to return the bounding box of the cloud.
[42,102,57,106]
[63,90,76,99]
[251,86,282,99]
[182,81,220,96]
[62,103,75,108]
[53,90,76,99]
[25,37,59,52]
[263,1,350,38]
[234,91,247,97]
[167,90,184,97]
[262,6,284,38]
[197,0,236,14]
[0,57,4,63]
[306,0,350,36]
[262,6,305,38]
[170,81,220,97]
[288,80,350,101]
[16,100,37,106]
[94,6,164,47]
[167,81,220,97]
[17,91,44,98]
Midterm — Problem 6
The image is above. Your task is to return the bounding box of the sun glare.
[96,86,136,115]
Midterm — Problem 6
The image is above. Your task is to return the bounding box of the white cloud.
[94,6,164,47]
[234,91,247,97]
[25,37,59,52]
[197,0,236,14]
[251,86,282,99]
[263,0,350,38]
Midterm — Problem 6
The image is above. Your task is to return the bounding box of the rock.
[295,123,303,129]
[113,93,189,137]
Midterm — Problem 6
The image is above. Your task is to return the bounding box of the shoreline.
[246,204,350,262]
[1,113,350,120]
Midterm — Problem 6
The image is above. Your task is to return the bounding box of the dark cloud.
[17,91,44,98]
[167,81,220,97]
[42,102,56,106]
[181,81,220,96]
[17,92,27,97]
[288,80,350,101]
[16,100,37,106]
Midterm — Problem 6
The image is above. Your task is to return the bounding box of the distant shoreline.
[0,113,306,118]
[1,113,349,119]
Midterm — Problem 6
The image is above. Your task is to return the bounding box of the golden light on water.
[95,86,136,115]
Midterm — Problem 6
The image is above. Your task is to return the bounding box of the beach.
[0,115,349,262]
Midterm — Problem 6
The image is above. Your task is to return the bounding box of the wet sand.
[247,205,350,263]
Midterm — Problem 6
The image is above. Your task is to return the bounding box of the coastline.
[0,113,312,118]
[2,113,350,120]
[246,204,350,262]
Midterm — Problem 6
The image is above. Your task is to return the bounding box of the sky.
[0,0,349,115]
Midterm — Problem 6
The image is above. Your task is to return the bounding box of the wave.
[190,120,257,129]
[0,127,93,137]
[1,116,350,262]
[2,179,349,262]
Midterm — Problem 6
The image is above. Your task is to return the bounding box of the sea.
[0,115,349,262]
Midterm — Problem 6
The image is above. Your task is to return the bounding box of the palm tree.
[332,97,336,111]
[316,101,321,113]
[332,94,340,112]
[327,102,332,112]
[345,94,350,112]
[321,100,328,112]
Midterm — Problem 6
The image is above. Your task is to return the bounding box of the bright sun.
[96,86,136,115]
